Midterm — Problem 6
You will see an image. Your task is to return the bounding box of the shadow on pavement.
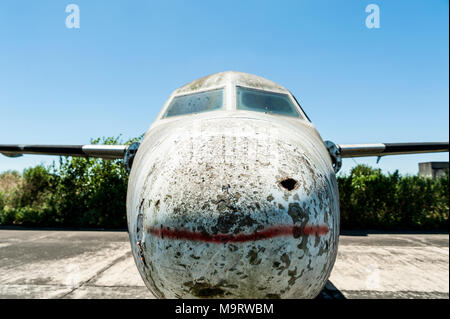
[315,281,346,299]
[340,229,449,236]
[0,225,128,232]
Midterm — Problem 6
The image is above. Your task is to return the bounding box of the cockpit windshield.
[236,86,301,118]
[162,88,224,118]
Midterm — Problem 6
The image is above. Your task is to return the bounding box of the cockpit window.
[162,88,224,118]
[236,86,301,118]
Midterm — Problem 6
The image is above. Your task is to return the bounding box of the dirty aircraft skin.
[128,72,338,298]
[1,71,448,299]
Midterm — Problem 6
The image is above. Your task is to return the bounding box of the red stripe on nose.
[147,224,328,243]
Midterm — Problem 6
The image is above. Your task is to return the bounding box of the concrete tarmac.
[0,229,447,299]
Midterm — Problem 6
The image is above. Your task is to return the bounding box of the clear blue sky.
[0,0,448,175]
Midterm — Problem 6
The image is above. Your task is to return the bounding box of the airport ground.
[0,229,447,299]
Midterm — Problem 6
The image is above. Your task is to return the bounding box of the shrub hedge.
[0,136,140,228]
[0,137,448,230]
[337,165,448,230]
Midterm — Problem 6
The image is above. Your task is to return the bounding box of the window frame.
[161,86,226,119]
[235,85,305,120]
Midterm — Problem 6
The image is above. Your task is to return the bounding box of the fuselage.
[126,71,340,298]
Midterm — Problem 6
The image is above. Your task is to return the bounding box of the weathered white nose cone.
[127,117,339,298]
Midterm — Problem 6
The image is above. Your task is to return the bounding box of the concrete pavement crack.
[58,251,132,299]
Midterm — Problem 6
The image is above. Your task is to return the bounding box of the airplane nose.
[127,118,340,298]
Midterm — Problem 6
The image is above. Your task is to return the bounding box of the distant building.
[419,162,449,179]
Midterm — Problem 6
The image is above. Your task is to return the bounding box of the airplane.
[1,71,448,299]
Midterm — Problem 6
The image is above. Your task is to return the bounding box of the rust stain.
[137,241,147,266]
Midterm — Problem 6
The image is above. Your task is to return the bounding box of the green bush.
[0,135,141,228]
[0,140,448,231]
[338,165,449,230]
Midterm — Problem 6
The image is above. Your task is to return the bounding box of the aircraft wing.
[0,144,127,159]
[2,142,447,159]
[324,141,449,172]
[0,143,141,172]
[2,142,448,174]
[336,142,449,158]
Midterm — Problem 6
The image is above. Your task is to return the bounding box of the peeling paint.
[126,71,340,299]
